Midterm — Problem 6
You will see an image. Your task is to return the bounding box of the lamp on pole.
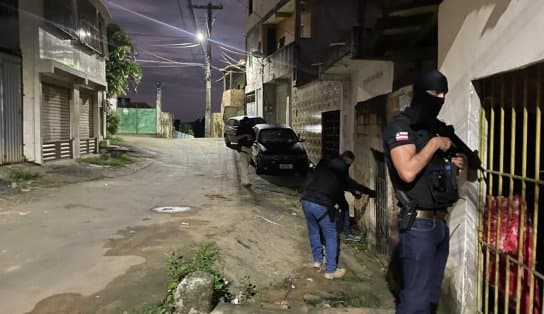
[193,3,223,137]
[196,31,212,137]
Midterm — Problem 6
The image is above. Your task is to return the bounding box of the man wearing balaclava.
[382,70,465,314]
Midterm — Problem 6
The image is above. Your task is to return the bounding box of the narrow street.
[0,137,393,314]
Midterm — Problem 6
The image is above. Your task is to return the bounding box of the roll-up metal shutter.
[0,54,23,165]
[79,90,96,155]
[41,84,72,161]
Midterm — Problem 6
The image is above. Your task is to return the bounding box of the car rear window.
[250,118,266,125]
[260,129,298,144]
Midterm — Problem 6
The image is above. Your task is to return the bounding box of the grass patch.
[341,289,381,308]
[107,135,124,142]
[129,304,162,314]
[133,243,235,314]
[79,154,134,167]
[9,169,41,182]
[349,229,369,253]
[236,275,257,304]
[283,196,300,211]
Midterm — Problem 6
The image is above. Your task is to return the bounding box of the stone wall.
[353,86,411,249]
[221,89,245,122]
[291,80,342,163]
[158,112,173,138]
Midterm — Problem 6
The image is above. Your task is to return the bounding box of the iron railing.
[477,64,543,314]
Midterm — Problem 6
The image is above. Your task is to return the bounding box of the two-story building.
[220,61,246,122]
[16,0,110,164]
[245,0,294,127]
[0,0,23,165]
[246,0,396,163]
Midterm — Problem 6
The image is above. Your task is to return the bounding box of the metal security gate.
[0,53,23,164]
[79,90,96,155]
[117,108,157,135]
[41,84,72,162]
[321,110,340,158]
[374,150,389,255]
[476,64,543,314]
[275,81,289,125]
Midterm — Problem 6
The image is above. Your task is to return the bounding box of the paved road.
[0,137,308,314]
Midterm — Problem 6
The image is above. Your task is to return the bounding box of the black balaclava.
[409,70,449,127]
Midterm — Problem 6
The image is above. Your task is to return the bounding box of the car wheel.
[255,162,264,175]
[224,135,232,148]
[296,163,311,176]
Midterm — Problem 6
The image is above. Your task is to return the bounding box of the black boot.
[430,303,439,314]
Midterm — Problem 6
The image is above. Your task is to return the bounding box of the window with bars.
[44,0,77,38]
[0,0,20,53]
[476,64,544,314]
[78,0,104,54]
[44,0,105,55]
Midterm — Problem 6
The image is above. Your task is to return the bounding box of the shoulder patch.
[395,131,409,142]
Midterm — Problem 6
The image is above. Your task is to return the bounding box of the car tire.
[296,163,311,177]
[255,163,264,175]
[224,135,232,148]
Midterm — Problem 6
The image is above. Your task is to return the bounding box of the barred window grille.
[476,64,544,314]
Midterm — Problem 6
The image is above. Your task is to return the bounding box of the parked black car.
[251,124,309,175]
[224,116,266,148]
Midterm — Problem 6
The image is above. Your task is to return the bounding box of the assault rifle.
[430,119,486,175]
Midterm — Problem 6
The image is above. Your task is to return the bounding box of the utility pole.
[192,2,223,137]
[155,82,162,136]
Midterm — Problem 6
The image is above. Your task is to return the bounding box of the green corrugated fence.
[117,108,157,135]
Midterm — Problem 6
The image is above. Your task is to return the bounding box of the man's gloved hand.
[353,191,363,199]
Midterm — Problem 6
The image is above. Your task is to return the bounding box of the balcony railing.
[263,42,294,83]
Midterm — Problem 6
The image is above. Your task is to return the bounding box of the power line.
[153,43,200,48]
[109,1,245,53]
[218,44,247,56]
[126,32,190,39]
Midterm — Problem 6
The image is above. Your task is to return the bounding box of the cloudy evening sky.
[106,0,246,122]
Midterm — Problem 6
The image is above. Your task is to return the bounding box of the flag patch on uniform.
[395,131,409,142]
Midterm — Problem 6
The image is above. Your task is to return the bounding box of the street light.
[196,30,212,137]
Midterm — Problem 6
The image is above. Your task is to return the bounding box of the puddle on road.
[28,219,209,314]
[151,206,192,214]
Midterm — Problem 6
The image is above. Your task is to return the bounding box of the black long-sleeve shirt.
[301,156,374,208]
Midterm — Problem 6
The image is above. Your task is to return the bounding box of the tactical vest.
[387,120,459,210]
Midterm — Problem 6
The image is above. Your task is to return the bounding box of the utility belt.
[415,209,448,222]
[398,207,448,233]
[396,190,451,232]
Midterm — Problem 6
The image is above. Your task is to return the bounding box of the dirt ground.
[0,136,394,314]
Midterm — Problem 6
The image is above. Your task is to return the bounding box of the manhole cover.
[151,206,192,214]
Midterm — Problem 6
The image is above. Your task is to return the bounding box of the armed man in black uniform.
[382,70,465,314]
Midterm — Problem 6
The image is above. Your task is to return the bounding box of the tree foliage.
[106,109,120,137]
[106,24,142,98]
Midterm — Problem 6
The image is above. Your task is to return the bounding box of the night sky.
[106,0,246,122]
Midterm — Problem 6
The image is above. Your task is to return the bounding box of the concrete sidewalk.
[212,303,394,314]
